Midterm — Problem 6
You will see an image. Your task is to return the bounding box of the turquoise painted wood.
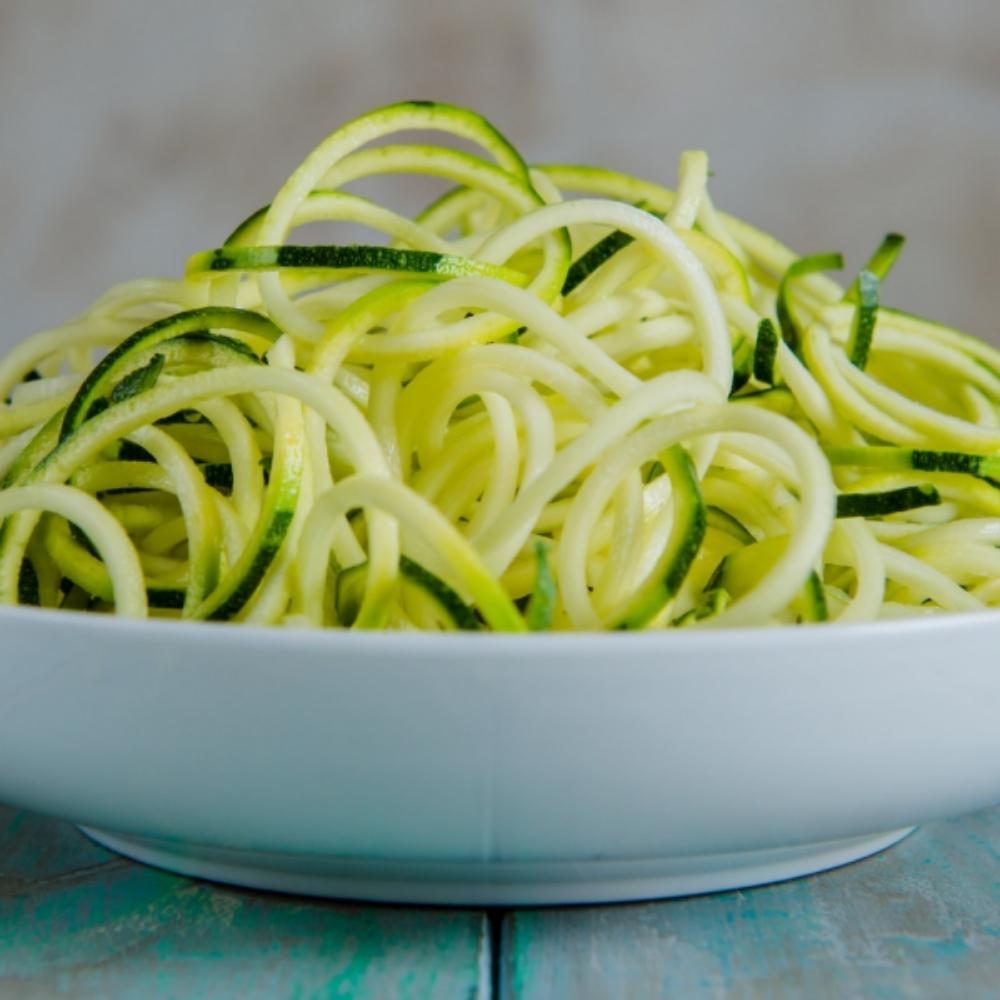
[0,806,489,999]
[502,806,1000,1000]
[3,805,998,998]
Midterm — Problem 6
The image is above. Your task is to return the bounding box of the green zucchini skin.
[17,558,39,606]
[836,485,940,519]
[672,587,730,626]
[730,335,754,395]
[706,507,756,545]
[147,587,186,610]
[826,446,1000,482]
[60,308,281,442]
[845,232,905,301]
[399,556,482,631]
[711,539,829,624]
[614,445,707,630]
[562,230,636,295]
[336,556,482,631]
[187,244,527,285]
[204,509,295,622]
[845,269,879,369]
[800,571,829,622]
[752,318,779,386]
[776,252,843,355]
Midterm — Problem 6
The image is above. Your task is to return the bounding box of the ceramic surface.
[1,608,997,903]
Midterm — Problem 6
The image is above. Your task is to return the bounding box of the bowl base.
[79,825,914,905]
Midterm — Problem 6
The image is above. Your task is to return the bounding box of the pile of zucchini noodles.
[2,100,998,631]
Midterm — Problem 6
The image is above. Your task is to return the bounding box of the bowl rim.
[1,602,998,656]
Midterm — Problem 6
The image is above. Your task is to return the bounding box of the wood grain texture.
[0,806,489,1000]
[503,806,1000,1000]
[3,804,998,998]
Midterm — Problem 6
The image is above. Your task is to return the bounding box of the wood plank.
[503,806,1000,999]
[0,806,489,1000]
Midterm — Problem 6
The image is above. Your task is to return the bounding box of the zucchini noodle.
[2,99,998,629]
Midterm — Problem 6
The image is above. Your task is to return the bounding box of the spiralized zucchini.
[3,99,999,630]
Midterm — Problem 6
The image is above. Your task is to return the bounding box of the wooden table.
[2,804,997,998]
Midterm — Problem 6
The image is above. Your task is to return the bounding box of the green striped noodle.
[2,99,999,629]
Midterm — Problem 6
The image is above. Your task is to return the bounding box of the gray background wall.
[2,1,998,344]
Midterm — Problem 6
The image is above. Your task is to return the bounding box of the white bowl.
[1,606,997,905]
